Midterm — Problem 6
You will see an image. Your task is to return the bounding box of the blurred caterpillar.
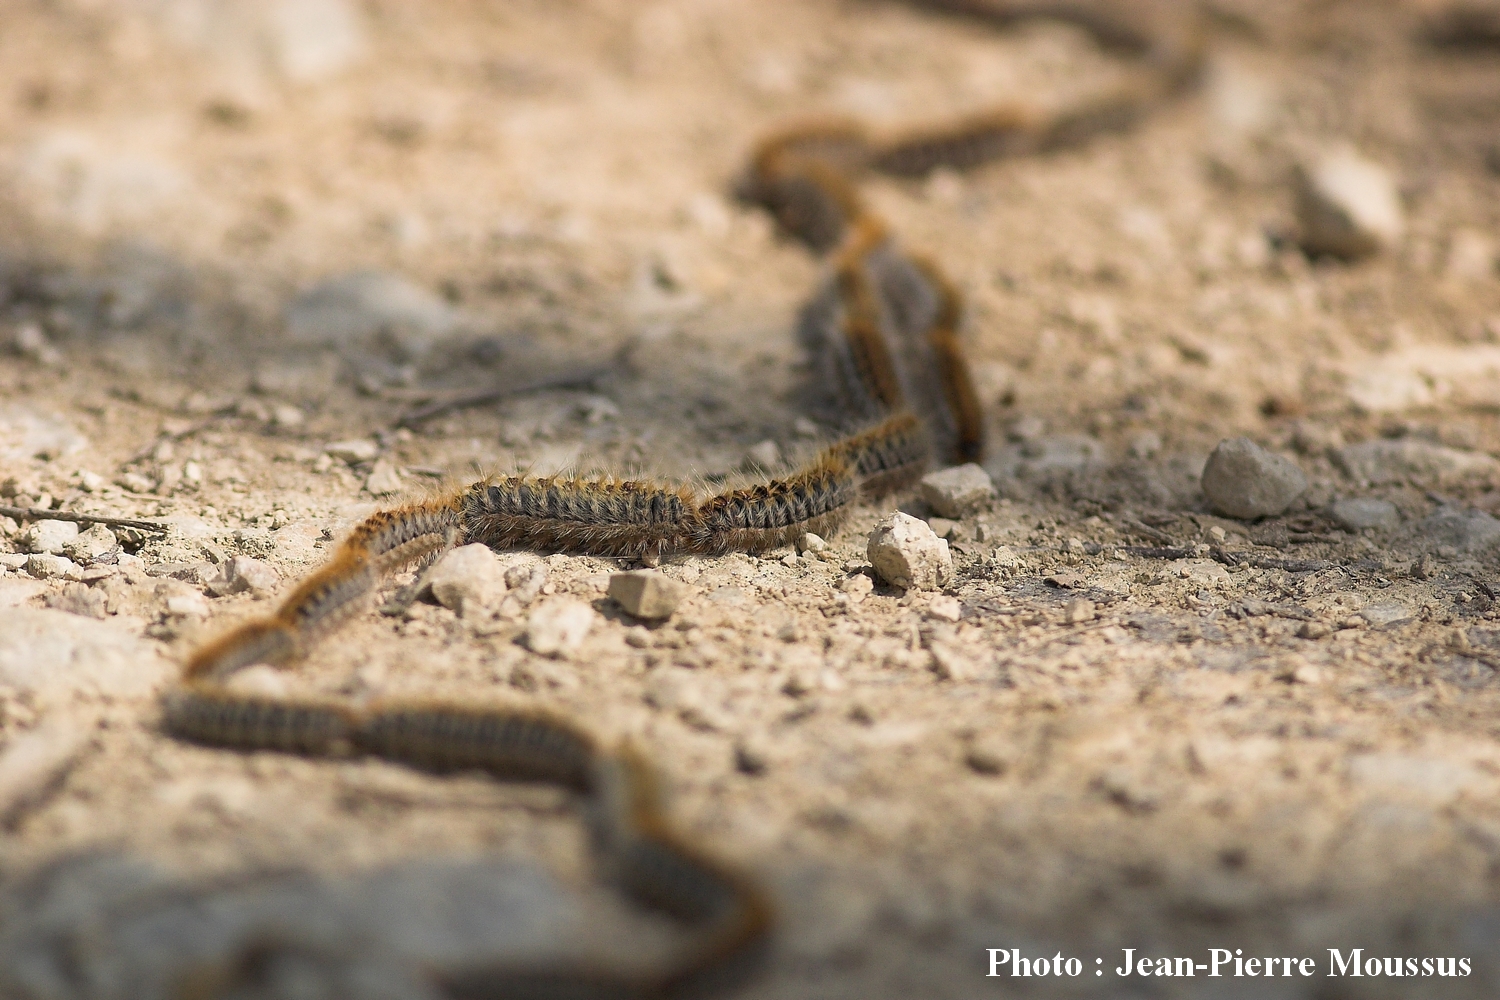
[164,2,1204,996]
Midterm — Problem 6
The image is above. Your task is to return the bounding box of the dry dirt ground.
[4,1,1500,998]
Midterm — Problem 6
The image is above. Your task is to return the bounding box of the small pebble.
[839,574,874,604]
[867,512,952,591]
[926,595,962,622]
[271,405,305,429]
[205,555,282,599]
[927,517,957,539]
[525,600,595,657]
[733,739,769,776]
[965,735,1010,776]
[504,560,548,606]
[1328,497,1399,532]
[326,439,379,463]
[164,591,210,618]
[1295,146,1404,259]
[919,463,996,518]
[425,544,506,617]
[609,570,690,620]
[1200,437,1307,519]
[20,520,79,555]
[742,440,780,469]
[795,532,827,555]
[365,459,403,496]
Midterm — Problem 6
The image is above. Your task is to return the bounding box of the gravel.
[919,463,996,518]
[1295,146,1404,259]
[867,512,952,590]
[1200,437,1308,519]
[608,570,690,620]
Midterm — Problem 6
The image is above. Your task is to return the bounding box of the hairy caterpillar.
[162,2,1204,996]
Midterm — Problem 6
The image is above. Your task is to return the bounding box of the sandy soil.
[3,1,1500,997]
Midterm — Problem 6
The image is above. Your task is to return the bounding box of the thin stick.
[0,505,168,534]
[396,364,613,430]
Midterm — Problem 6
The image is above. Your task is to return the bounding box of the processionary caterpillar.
[163,3,1204,996]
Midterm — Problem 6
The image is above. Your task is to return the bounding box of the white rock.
[205,555,281,598]
[742,440,780,469]
[1295,147,1404,259]
[0,607,167,697]
[525,600,595,657]
[926,595,962,622]
[867,513,952,591]
[0,715,89,824]
[164,591,211,618]
[25,554,76,580]
[608,570,690,620]
[839,574,874,604]
[325,439,379,464]
[20,520,79,555]
[796,532,827,555]
[365,459,403,496]
[426,544,507,617]
[1201,437,1307,519]
[61,524,117,564]
[919,463,996,518]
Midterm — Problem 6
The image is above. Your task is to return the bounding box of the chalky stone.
[1201,437,1307,520]
[609,570,689,620]
[919,463,996,518]
[867,512,951,590]
[1295,147,1403,259]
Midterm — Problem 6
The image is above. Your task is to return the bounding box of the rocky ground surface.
[3,1,1500,997]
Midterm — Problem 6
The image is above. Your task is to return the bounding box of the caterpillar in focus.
[161,2,1205,996]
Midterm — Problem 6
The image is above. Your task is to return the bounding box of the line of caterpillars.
[164,3,1204,997]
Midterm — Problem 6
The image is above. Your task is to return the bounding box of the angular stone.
[365,459,403,496]
[1328,497,1399,531]
[867,513,952,590]
[919,463,996,518]
[1200,437,1307,519]
[425,544,506,617]
[20,520,79,555]
[0,405,88,462]
[1295,147,1403,259]
[325,439,379,464]
[608,570,689,620]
